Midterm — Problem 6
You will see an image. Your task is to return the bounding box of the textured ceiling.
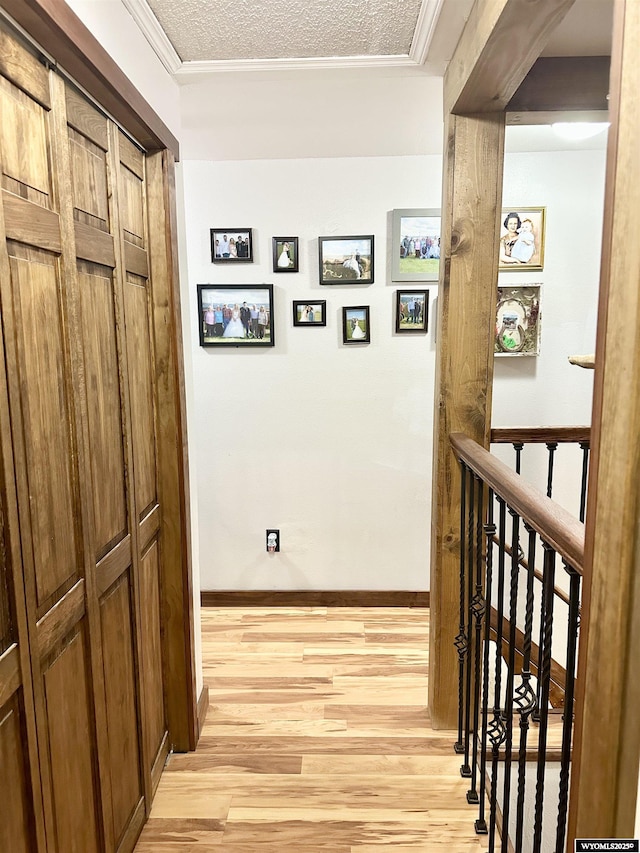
[146,0,424,62]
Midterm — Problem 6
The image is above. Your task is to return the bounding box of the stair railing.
[451,432,584,853]
[491,426,590,521]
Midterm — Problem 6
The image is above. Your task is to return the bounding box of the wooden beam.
[445,0,576,115]
[0,0,179,158]
[429,111,505,729]
[568,0,640,843]
[507,56,610,114]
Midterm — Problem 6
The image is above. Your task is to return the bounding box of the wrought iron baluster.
[475,489,495,836]
[454,463,468,756]
[579,441,590,522]
[514,523,538,853]
[545,442,558,498]
[468,474,485,804]
[513,441,523,475]
[555,563,581,852]
[532,572,546,724]
[461,468,476,778]
[532,543,556,853]
[500,507,521,852]
[487,498,508,853]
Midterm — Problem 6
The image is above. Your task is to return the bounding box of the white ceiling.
[147,0,424,61]
[124,0,613,77]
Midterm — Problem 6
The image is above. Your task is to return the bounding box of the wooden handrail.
[450,432,585,574]
[491,426,590,444]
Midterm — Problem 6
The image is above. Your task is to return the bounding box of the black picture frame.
[342,306,370,344]
[273,237,299,272]
[292,300,326,327]
[211,228,253,263]
[197,284,274,347]
[318,235,374,285]
[395,289,429,333]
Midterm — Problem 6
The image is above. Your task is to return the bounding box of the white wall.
[182,154,442,591]
[179,68,443,161]
[492,146,606,518]
[493,148,605,429]
[181,142,605,592]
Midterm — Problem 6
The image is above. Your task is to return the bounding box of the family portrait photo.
[273,237,299,272]
[495,285,541,356]
[396,290,429,333]
[292,300,326,326]
[498,207,545,271]
[211,229,253,263]
[391,208,440,281]
[319,236,374,284]
[342,306,370,344]
[197,285,274,347]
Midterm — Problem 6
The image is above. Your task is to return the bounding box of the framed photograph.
[273,237,298,272]
[391,208,440,281]
[396,289,429,333]
[495,285,541,356]
[197,284,274,347]
[211,229,253,263]
[292,300,326,326]
[319,235,374,284]
[342,306,370,344]
[499,207,545,271]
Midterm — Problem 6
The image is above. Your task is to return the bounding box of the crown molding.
[410,0,446,65]
[174,53,417,76]
[126,0,442,78]
[121,0,182,74]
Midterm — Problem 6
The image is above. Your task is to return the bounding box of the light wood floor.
[134,606,486,852]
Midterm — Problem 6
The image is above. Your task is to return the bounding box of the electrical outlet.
[266,529,280,552]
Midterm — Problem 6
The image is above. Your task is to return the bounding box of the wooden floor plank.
[135,605,483,852]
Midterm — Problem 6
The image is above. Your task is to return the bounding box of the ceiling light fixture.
[551,122,610,141]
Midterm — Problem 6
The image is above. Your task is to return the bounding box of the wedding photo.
[211,228,253,263]
[342,306,370,344]
[292,300,326,326]
[319,235,374,284]
[273,237,299,272]
[197,284,274,347]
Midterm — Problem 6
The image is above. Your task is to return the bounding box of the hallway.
[134,605,484,851]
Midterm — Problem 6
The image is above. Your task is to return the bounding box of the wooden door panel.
[78,260,127,558]
[119,158,145,249]
[0,517,11,656]
[7,243,79,611]
[100,572,143,845]
[139,540,164,766]
[124,274,157,520]
[0,694,36,853]
[43,626,100,853]
[0,27,51,111]
[0,75,51,208]
[3,193,61,253]
[69,127,109,231]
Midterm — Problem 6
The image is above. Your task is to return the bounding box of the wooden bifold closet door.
[0,22,171,853]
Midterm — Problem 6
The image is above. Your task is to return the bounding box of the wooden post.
[429,112,505,728]
[146,150,198,752]
[568,0,640,842]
